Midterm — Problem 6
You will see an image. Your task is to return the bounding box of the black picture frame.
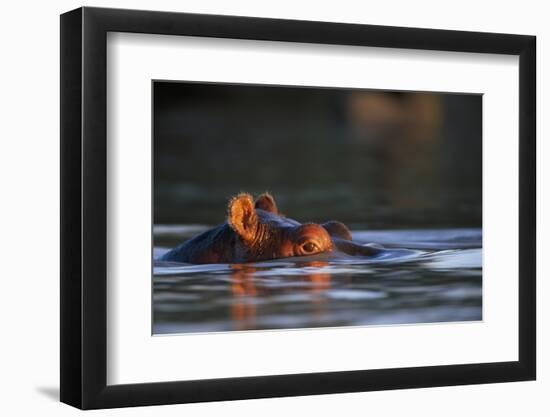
[60,6,536,410]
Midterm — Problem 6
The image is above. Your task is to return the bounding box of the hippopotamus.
[160,192,381,264]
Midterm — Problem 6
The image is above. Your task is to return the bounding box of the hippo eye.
[302,242,318,253]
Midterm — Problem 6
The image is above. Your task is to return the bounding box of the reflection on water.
[153,226,482,334]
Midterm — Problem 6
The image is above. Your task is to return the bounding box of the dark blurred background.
[153,81,481,229]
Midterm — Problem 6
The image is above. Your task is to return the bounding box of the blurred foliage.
[153,82,481,229]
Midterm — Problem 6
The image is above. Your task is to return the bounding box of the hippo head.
[227,193,335,261]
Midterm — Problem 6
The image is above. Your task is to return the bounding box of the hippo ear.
[228,193,258,244]
[254,192,278,214]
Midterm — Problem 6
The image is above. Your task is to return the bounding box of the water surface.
[153,226,482,334]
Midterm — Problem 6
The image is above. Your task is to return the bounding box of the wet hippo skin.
[161,192,381,264]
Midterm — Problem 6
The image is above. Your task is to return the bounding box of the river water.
[153,226,482,334]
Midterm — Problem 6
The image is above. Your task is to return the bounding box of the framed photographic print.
[60,6,536,409]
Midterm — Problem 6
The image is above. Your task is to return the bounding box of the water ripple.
[153,227,482,334]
